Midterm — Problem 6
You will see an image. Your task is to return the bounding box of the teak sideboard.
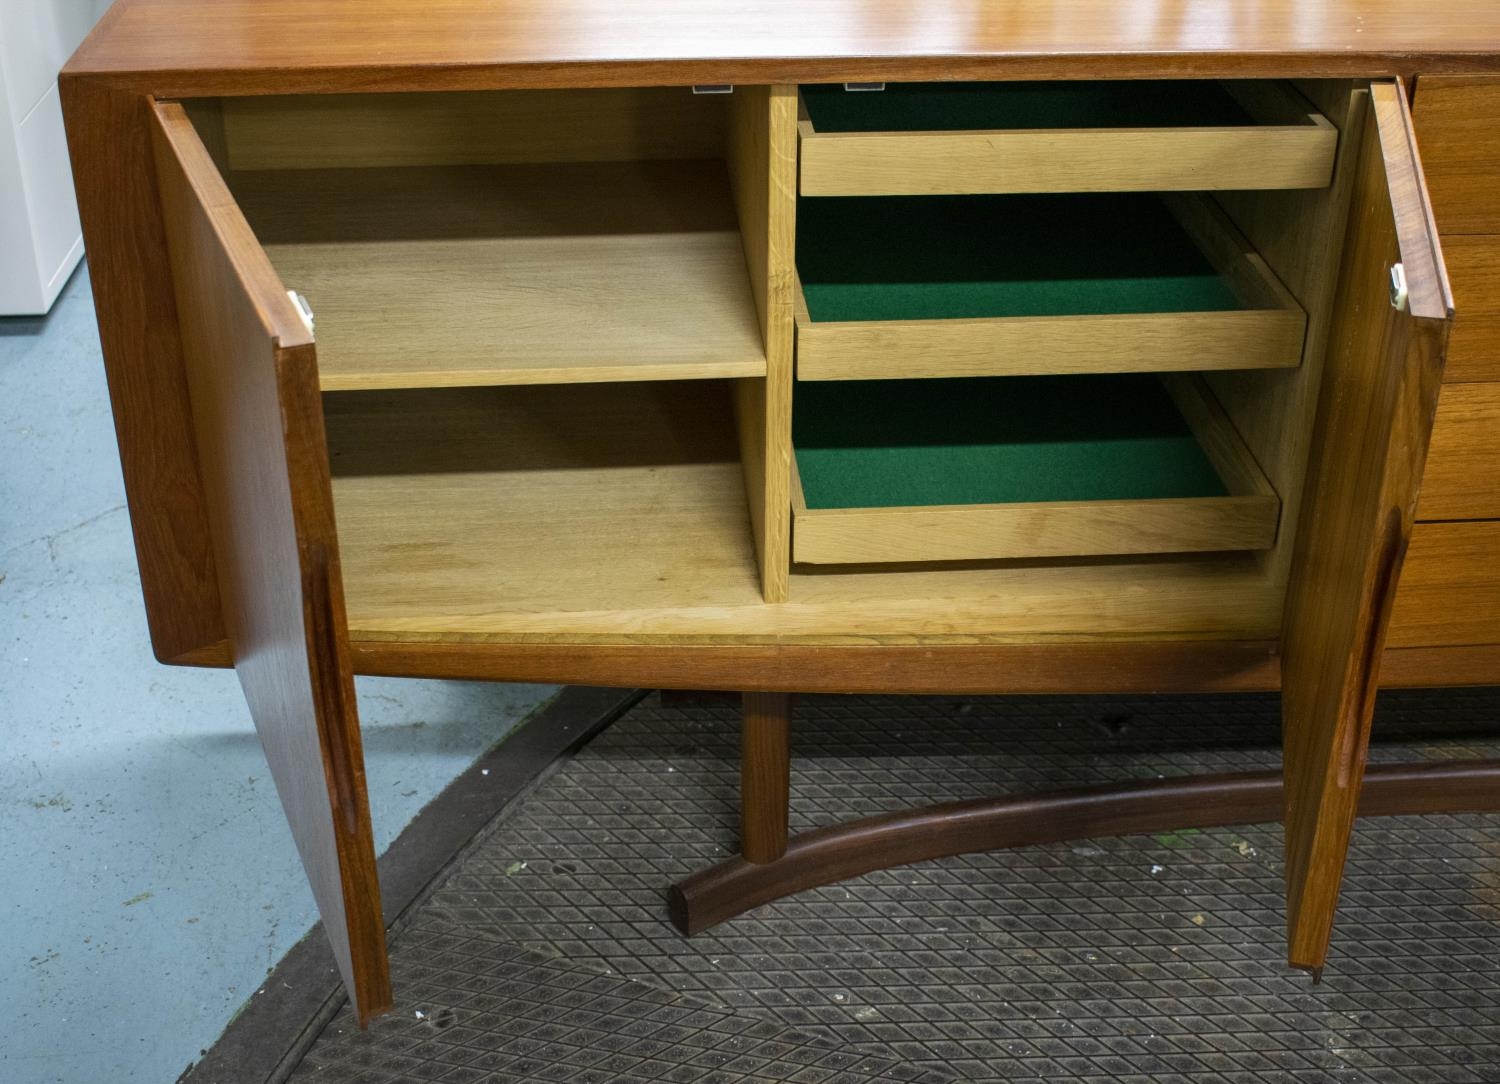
[63,0,1500,1025]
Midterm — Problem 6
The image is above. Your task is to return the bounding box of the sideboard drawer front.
[798,81,1337,197]
[794,191,1305,381]
[1414,76,1500,235]
[790,373,1278,565]
[1388,522,1500,649]
[1418,383,1500,521]
[1443,235,1500,382]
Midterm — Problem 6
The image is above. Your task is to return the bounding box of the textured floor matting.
[293,690,1500,1083]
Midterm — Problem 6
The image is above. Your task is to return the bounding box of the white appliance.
[1,0,113,314]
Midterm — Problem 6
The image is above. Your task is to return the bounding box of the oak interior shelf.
[177,82,1326,646]
[326,381,768,633]
[791,374,1280,564]
[794,191,1307,380]
[797,79,1338,195]
[227,159,768,391]
[324,380,1281,644]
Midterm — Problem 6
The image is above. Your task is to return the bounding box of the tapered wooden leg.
[741,692,791,864]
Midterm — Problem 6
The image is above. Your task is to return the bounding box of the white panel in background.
[0,0,109,313]
[0,0,115,122]
[0,59,42,313]
[17,82,83,307]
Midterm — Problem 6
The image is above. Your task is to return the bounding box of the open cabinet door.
[148,101,392,1022]
[1281,81,1453,974]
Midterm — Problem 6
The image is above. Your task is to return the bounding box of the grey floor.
[0,267,557,1084]
[295,690,1500,1084]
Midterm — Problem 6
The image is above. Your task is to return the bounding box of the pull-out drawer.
[790,374,1279,564]
[1416,383,1500,520]
[1441,235,1500,382]
[798,80,1337,197]
[1412,76,1500,235]
[794,191,1306,380]
[1388,522,1500,649]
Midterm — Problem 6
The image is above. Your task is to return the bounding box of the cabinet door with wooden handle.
[1281,80,1454,976]
[149,99,391,1024]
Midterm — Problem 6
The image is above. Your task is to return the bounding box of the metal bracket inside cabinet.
[843,82,886,91]
[692,85,734,94]
[1389,264,1409,312]
[287,290,315,334]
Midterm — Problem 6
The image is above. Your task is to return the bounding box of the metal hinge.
[288,290,315,334]
[843,82,886,92]
[1389,263,1409,312]
[692,85,734,95]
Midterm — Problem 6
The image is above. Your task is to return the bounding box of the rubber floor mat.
[292,689,1500,1083]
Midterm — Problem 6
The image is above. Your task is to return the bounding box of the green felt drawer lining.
[793,375,1229,509]
[796,194,1244,324]
[801,81,1256,134]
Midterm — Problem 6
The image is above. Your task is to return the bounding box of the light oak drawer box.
[794,191,1306,381]
[790,373,1279,565]
[797,80,1336,197]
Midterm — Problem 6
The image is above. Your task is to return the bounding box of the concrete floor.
[0,267,557,1084]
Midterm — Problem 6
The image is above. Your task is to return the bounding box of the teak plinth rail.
[670,693,1500,942]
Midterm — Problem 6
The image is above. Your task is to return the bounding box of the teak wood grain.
[349,639,1284,694]
[149,102,391,1024]
[1413,76,1500,235]
[798,80,1337,197]
[63,1,1500,95]
[1438,234,1500,382]
[1415,383,1500,520]
[191,634,1500,693]
[670,760,1500,936]
[1381,644,1500,686]
[1387,522,1500,649]
[1279,82,1452,974]
[58,78,225,661]
[741,692,791,864]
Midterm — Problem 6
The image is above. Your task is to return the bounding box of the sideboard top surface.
[66,0,1500,94]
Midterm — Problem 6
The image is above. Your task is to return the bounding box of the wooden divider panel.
[727,86,796,602]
